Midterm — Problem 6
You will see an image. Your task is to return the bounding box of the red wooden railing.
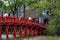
[0,16,47,39]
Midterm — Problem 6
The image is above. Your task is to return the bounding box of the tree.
[0,0,40,16]
[46,0,60,35]
[0,0,52,15]
[0,1,3,12]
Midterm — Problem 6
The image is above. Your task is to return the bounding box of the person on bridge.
[28,17,32,20]
[3,12,8,17]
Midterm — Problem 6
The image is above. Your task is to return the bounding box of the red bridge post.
[25,27,29,37]
[6,23,9,39]
[40,27,43,35]
[13,23,16,38]
[0,25,2,38]
[19,25,22,37]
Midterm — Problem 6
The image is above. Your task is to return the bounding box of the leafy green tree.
[47,0,60,35]
[1,0,52,15]
[0,0,39,16]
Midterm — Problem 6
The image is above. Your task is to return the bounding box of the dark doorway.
[44,18,48,24]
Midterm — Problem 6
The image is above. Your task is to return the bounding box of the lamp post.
[23,4,25,18]
[23,0,25,18]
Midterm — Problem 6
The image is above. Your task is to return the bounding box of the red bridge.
[0,16,47,39]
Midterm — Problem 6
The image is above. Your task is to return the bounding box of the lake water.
[0,35,59,40]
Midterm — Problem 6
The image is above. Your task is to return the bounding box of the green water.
[0,36,60,40]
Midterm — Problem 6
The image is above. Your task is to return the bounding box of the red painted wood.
[0,26,2,38]
[0,16,47,39]
[6,24,9,39]
[13,24,16,38]
[19,25,22,37]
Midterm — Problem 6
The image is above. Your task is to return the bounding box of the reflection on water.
[0,37,33,40]
[0,36,59,40]
[0,36,44,40]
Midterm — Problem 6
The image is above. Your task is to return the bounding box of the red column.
[13,23,16,38]
[6,23,9,39]
[30,29,34,36]
[40,27,43,35]
[0,25,2,38]
[19,25,22,37]
[25,27,29,36]
[35,30,38,36]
